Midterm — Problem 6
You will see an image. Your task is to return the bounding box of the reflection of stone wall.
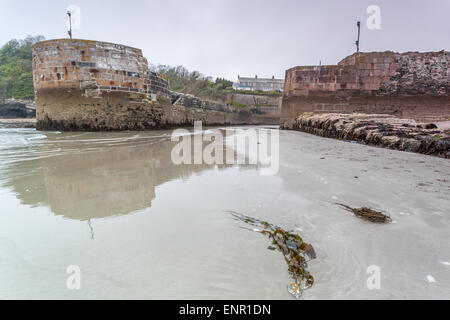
[40,139,220,220]
[281,51,450,125]
[2,130,260,221]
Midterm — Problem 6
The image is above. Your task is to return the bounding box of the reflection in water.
[41,139,192,220]
[1,127,450,299]
[1,128,284,300]
[0,129,254,222]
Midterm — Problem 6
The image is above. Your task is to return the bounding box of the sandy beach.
[0,118,36,128]
[0,126,448,299]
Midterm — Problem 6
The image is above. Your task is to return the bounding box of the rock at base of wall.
[282,113,450,158]
[0,99,36,118]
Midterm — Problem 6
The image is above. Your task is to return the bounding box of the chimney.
[272,75,275,79]
[255,75,258,79]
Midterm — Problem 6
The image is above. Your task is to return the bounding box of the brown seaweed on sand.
[336,203,392,223]
[228,211,316,299]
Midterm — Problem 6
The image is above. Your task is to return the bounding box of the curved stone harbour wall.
[33,39,154,93]
[32,39,276,130]
[281,51,450,125]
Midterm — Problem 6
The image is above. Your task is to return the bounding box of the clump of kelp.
[228,211,316,299]
[336,203,392,223]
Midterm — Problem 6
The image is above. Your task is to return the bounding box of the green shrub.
[0,35,44,99]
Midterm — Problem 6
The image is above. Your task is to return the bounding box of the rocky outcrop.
[282,113,450,158]
[0,99,36,118]
[169,91,230,112]
[377,51,449,95]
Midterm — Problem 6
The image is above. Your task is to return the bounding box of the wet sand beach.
[0,126,449,299]
[0,118,36,128]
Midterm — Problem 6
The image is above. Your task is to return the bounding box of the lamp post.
[67,11,73,39]
[356,21,361,53]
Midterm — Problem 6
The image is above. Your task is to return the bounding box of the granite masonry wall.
[281,51,450,126]
[32,39,275,131]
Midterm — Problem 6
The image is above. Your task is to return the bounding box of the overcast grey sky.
[1,0,448,80]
